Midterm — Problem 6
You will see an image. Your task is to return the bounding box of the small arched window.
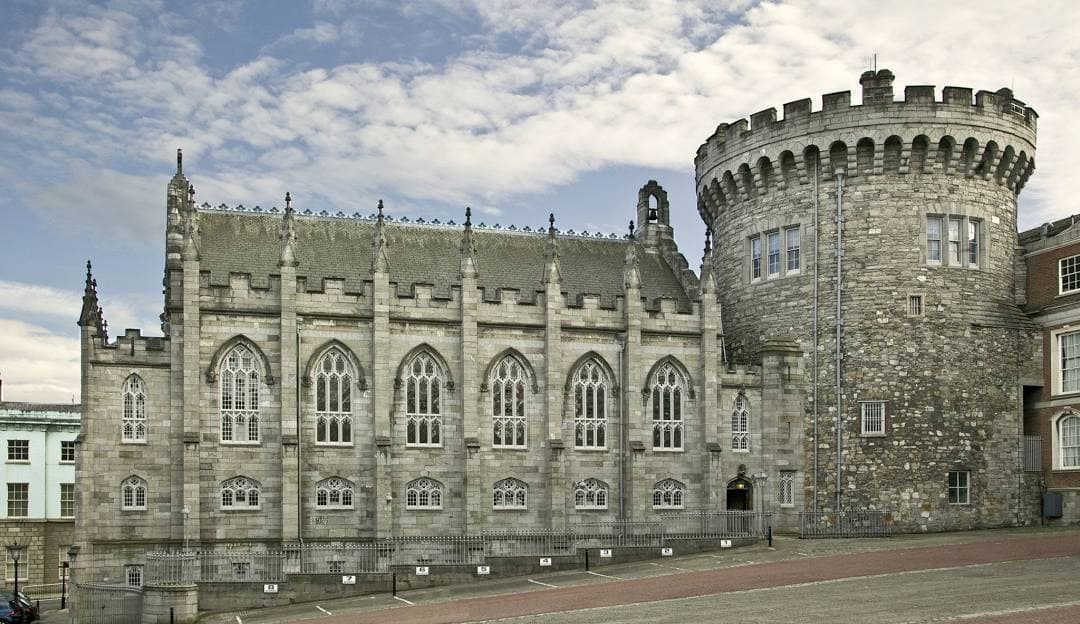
[220,477,261,510]
[405,352,441,447]
[574,478,608,510]
[652,479,685,509]
[651,363,684,450]
[220,345,260,443]
[315,477,354,509]
[315,350,352,445]
[732,395,750,452]
[491,356,527,448]
[573,359,607,449]
[1058,413,1080,469]
[121,476,147,511]
[492,478,527,510]
[122,375,147,443]
[405,478,443,510]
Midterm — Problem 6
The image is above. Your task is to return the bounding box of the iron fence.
[288,542,395,574]
[1023,435,1042,473]
[799,510,893,538]
[571,520,665,548]
[388,536,487,566]
[482,529,577,557]
[75,583,142,624]
[659,511,770,539]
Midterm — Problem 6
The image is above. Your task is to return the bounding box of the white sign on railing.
[342,575,356,585]
[720,539,732,548]
[263,584,278,593]
[539,557,552,567]
[661,547,673,556]
[599,549,612,558]
[416,566,429,576]
[477,565,490,575]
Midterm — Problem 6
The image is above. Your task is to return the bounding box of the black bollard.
[767,525,773,548]
[585,549,590,572]
[392,572,397,596]
[170,606,175,623]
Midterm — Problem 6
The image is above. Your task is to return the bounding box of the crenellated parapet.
[694,70,1038,224]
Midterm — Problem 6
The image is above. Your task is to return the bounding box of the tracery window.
[220,477,261,510]
[492,478,527,510]
[316,350,353,445]
[220,345,260,443]
[652,479,685,509]
[491,356,527,448]
[574,478,608,510]
[315,477,354,509]
[731,395,750,452]
[405,478,443,510]
[405,352,441,447]
[778,471,795,507]
[122,375,147,443]
[573,359,607,449]
[651,363,684,450]
[121,476,147,511]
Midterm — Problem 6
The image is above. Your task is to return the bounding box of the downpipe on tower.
[834,169,845,513]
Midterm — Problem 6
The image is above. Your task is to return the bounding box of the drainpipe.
[617,334,627,524]
[296,319,304,552]
[834,169,846,513]
[812,159,820,514]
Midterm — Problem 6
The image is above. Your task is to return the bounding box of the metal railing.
[482,529,576,557]
[76,583,143,624]
[659,511,770,539]
[388,536,486,566]
[1023,435,1042,473]
[571,520,665,548]
[799,510,893,538]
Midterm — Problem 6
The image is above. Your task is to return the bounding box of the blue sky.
[1,0,1077,402]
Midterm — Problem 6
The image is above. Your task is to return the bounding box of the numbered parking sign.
[416,566,430,576]
[661,547,673,557]
[720,539,732,548]
[477,565,490,575]
[263,583,278,593]
[599,549,612,558]
[539,557,552,567]
[342,575,356,585]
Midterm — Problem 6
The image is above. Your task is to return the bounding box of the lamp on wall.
[5,541,27,596]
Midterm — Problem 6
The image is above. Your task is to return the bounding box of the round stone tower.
[696,70,1039,530]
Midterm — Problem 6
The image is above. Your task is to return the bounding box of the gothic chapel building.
[74,154,805,575]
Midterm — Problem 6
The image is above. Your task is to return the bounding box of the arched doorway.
[726,477,753,511]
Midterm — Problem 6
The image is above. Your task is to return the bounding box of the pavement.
[41,526,1080,623]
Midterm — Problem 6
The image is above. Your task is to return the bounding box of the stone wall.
[0,519,73,589]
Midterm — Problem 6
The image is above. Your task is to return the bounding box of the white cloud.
[0,280,161,337]
[0,319,80,403]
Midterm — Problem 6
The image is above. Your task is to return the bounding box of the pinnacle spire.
[176,148,183,175]
[628,219,635,240]
[78,260,106,339]
[371,199,389,274]
[700,228,716,296]
[543,213,561,284]
[280,192,298,267]
[460,206,478,279]
[623,237,641,291]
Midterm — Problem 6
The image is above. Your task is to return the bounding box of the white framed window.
[405,478,443,510]
[405,352,442,447]
[6,439,28,462]
[60,483,75,518]
[927,216,942,263]
[651,363,684,451]
[574,478,608,510]
[492,478,527,510]
[948,217,962,264]
[651,479,685,509]
[315,477,354,509]
[573,359,607,449]
[750,236,762,280]
[1056,330,1080,396]
[860,401,886,436]
[58,547,70,578]
[491,356,527,449]
[766,231,781,277]
[1054,411,1080,470]
[731,395,750,452]
[6,483,28,517]
[125,565,143,588]
[1061,255,1080,295]
[220,346,261,444]
[121,476,147,511]
[968,220,980,266]
[60,440,76,463]
[778,471,795,507]
[220,477,261,510]
[947,470,970,505]
[908,294,924,317]
[315,350,353,445]
[785,226,801,273]
[122,375,147,443]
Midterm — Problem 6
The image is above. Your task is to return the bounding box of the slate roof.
[198,210,693,311]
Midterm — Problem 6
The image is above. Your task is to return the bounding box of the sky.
[0,0,1077,403]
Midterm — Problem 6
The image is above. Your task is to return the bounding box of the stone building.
[1,390,79,590]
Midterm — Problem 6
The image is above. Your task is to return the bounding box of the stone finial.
[704,228,712,256]
[700,229,716,296]
[543,213,561,284]
[182,199,201,262]
[279,193,298,268]
[465,206,472,227]
[285,191,292,210]
[623,238,641,291]
[628,220,635,239]
[377,199,384,219]
[371,200,390,274]
[78,260,103,331]
[176,148,183,175]
[460,206,478,279]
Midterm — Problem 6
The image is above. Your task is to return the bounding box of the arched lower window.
[492,356,527,448]
[651,363,684,450]
[122,476,147,511]
[122,375,147,443]
[315,477,354,509]
[492,478,527,510]
[220,477,261,510]
[220,345,260,443]
[574,478,608,510]
[652,479,685,509]
[405,478,443,510]
[731,395,750,452]
[315,350,352,445]
[573,359,607,449]
[405,352,441,446]
[1059,413,1080,469]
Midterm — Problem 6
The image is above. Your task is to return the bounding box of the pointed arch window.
[491,356,527,448]
[315,477,354,509]
[732,395,750,452]
[652,479,685,509]
[405,352,441,447]
[492,478,527,510]
[574,478,608,510]
[573,359,607,449]
[121,476,147,511]
[405,478,443,510]
[651,363,684,451]
[315,350,353,445]
[220,477,261,510]
[220,345,260,444]
[122,375,147,443]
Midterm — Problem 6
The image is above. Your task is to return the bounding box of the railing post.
[767,524,773,547]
